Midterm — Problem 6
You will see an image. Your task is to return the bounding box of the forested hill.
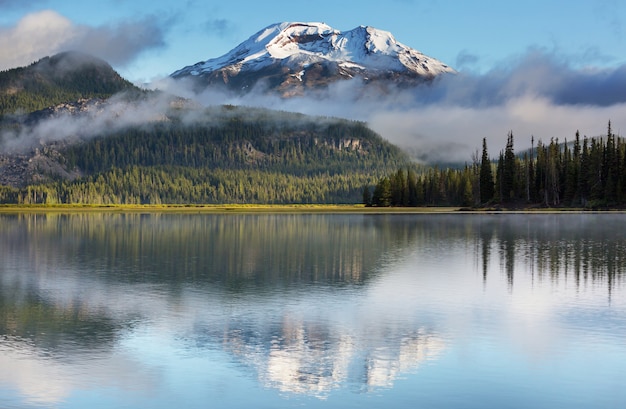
[64,108,405,176]
[0,53,411,205]
[0,105,410,204]
[0,51,136,116]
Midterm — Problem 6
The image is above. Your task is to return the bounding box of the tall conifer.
[479,138,495,204]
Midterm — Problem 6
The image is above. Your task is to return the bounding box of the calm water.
[0,213,625,409]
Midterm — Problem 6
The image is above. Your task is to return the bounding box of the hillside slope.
[0,52,412,204]
[0,104,410,204]
[0,51,137,116]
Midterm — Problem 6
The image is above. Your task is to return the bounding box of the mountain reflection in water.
[0,213,624,408]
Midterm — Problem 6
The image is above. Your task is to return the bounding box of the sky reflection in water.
[0,213,624,409]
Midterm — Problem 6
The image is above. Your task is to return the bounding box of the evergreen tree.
[604,121,618,203]
[588,138,603,202]
[502,131,516,202]
[527,136,537,202]
[407,169,419,206]
[542,138,561,206]
[372,177,392,207]
[391,169,408,206]
[461,169,474,206]
[479,138,495,204]
[579,137,590,205]
[495,151,504,203]
[362,185,372,207]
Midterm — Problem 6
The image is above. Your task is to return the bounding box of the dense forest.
[61,115,403,176]
[0,166,375,205]
[0,53,408,206]
[0,52,136,117]
[3,117,625,207]
[0,109,408,204]
[368,122,626,209]
[2,52,625,208]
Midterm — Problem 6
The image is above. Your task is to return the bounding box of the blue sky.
[1,0,625,160]
[1,0,623,80]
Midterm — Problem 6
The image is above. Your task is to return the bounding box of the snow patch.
[171,22,454,79]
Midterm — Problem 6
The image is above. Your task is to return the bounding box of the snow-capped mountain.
[171,22,455,96]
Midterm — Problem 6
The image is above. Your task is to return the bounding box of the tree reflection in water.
[0,212,624,405]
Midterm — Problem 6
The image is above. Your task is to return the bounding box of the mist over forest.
[155,48,626,164]
[2,44,626,207]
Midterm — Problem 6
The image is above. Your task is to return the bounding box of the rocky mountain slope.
[171,22,455,96]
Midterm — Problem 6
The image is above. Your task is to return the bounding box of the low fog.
[154,48,626,163]
[0,93,181,152]
[3,47,626,164]
[1,10,624,164]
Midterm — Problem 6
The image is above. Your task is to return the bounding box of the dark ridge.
[0,51,137,116]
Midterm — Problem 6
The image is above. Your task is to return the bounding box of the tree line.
[0,112,406,205]
[367,122,626,208]
[0,166,377,205]
[61,118,405,177]
[4,111,624,207]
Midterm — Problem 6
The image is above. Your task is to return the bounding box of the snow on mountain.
[171,22,454,95]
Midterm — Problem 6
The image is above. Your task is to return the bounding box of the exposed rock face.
[0,143,82,188]
[171,22,455,96]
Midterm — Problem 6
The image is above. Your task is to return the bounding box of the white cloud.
[368,97,626,163]
[0,10,75,69]
[152,47,626,163]
[0,10,167,71]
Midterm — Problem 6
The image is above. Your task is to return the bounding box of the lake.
[0,212,624,409]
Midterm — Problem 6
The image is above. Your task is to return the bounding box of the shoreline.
[1,204,625,214]
[0,204,459,214]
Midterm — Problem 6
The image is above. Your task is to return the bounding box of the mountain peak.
[171,22,454,96]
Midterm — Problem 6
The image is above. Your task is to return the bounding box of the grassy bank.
[2,204,624,214]
[0,204,465,214]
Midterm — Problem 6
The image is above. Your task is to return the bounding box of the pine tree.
[479,138,495,204]
[502,131,516,202]
[458,169,469,205]
[579,137,590,205]
[372,177,392,207]
[527,136,537,202]
[391,169,408,206]
[547,138,561,206]
[407,169,419,206]
[604,121,618,203]
[495,151,504,203]
[362,185,372,207]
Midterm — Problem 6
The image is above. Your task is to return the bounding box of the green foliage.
[0,185,19,203]
[4,166,378,205]
[479,138,495,204]
[0,52,136,116]
[372,177,392,206]
[362,185,373,207]
[1,108,408,205]
[5,52,625,210]
[373,122,626,209]
[501,131,516,202]
[61,117,405,177]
